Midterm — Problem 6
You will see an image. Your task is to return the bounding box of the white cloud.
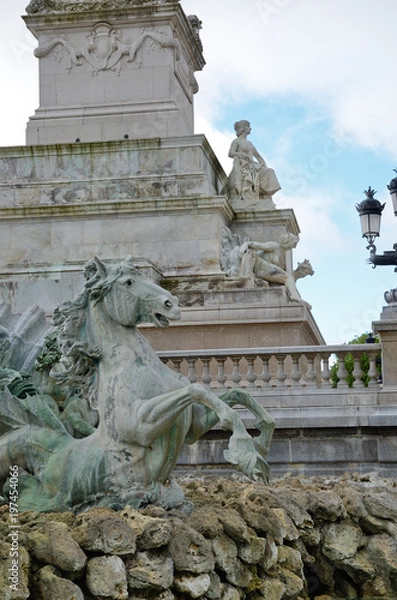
[182,0,397,159]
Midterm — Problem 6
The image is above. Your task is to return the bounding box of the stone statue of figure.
[239,233,303,303]
[227,120,281,205]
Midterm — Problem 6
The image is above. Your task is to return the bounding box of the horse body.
[0,257,275,512]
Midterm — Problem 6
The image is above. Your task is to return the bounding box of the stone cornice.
[0,195,234,222]
[26,0,179,15]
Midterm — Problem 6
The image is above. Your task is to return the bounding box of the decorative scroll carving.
[26,0,178,14]
[187,15,203,52]
[34,24,181,75]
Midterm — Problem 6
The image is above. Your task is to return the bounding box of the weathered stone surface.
[34,565,84,600]
[293,488,347,521]
[366,533,397,574]
[125,551,174,592]
[342,550,377,584]
[254,577,285,600]
[238,529,267,564]
[167,520,215,574]
[86,555,128,600]
[173,572,211,598]
[363,488,397,522]
[259,534,278,571]
[277,545,303,576]
[216,508,250,542]
[120,506,172,549]
[187,505,223,539]
[272,507,300,541]
[277,566,304,597]
[206,571,224,599]
[322,521,364,562]
[212,533,252,588]
[28,521,87,572]
[231,499,284,543]
[72,508,136,555]
[335,483,368,519]
[0,543,30,600]
[2,474,397,600]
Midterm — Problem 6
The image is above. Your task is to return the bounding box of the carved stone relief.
[26,0,179,15]
[34,24,182,76]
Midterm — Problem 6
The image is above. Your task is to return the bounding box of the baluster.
[246,357,257,388]
[186,358,197,384]
[304,353,317,388]
[201,358,212,388]
[172,358,182,375]
[231,358,242,388]
[259,356,272,389]
[275,354,287,389]
[367,352,379,388]
[352,353,365,389]
[216,357,228,389]
[336,352,349,388]
[320,353,332,389]
[289,354,302,388]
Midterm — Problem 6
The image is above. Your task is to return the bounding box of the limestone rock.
[271,507,300,541]
[86,555,128,600]
[254,577,285,600]
[34,565,84,600]
[363,488,397,522]
[187,505,223,539]
[167,520,215,574]
[238,529,267,564]
[366,533,397,574]
[0,543,30,600]
[72,508,136,555]
[342,550,376,584]
[221,584,241,600]
[294,489,347,521]
[206,571,224,599]
[277,545,303,576]
[120,505,172,549]
[216,507,250,542]
[126,550,174,592]
[334,483,368,519]
[28,521,87,572]
[231,499,284,544]
[322,521,364,562]
[173,572,211,598]
[259,534,278,572]
[277,566,304,597]
[212,533,252,588]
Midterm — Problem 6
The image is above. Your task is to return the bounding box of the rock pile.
[1,472,397,599]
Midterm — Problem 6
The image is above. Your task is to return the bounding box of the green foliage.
[331,332,381,388]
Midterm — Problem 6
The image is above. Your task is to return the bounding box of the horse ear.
[93,256,108,278]
[124,255,136,268]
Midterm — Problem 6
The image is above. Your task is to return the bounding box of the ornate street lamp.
[356,172,397,304]
[387,168,397,216]
[355,187,385,251]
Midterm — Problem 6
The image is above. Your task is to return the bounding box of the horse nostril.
[164,300,173,309]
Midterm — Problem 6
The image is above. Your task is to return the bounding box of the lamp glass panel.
[360,212,381,238]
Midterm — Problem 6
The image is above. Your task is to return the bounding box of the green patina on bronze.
[0,257,274,513]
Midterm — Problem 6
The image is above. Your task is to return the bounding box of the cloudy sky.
[1,0,397,343]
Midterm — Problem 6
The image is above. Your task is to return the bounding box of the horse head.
[89,256,181,328]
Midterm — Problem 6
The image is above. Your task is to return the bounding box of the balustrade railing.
[158,344,382,392]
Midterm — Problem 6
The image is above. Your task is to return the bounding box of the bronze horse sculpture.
[0,257,274,512]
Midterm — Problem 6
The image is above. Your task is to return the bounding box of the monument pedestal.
[0,134,324,347]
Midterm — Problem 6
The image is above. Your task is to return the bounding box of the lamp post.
[356,172,397,304]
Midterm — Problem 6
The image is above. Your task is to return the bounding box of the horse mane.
[51,257,143,408]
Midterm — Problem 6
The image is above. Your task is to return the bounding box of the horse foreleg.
[219,389,275,456]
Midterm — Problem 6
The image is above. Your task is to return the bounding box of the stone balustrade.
[159,343,382,392]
